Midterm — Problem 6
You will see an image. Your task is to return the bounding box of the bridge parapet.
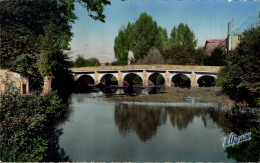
[70,65,222,72]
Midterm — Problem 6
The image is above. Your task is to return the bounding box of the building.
[231,16,259,50]
[204,39,227,56]
[0,69,29,94]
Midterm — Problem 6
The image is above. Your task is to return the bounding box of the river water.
[56,92,259,162]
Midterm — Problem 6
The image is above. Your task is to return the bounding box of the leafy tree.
[73,55,100,67]
[73,55,87,67]
[217,25,260,106]
[154,27,169,52]
[162,45,191,65]
[189,48,206,65]
[169,23,197,51]
[205,48,226,66]
[131,12,158,60]
[0,0,111,94]
[114,23,134,65]
[137,47,164,65]
[85,58,101,67]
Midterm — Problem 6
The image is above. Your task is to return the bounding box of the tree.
[137,47,164,65]
[169,23,197,51]
[73,55,100,67]
[114,23,134,65]
[217,25,260,106]
[162,45,191,65]
[0,0,111,95]
[154,27,169,52]
[131,13,158,60]
[73,55,87,67]
[191,48,206,65]
[85,58,101,67]
[205,48,226,66]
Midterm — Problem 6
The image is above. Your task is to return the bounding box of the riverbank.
[106,87,222,103]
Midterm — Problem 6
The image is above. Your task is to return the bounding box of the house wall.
[0,70,29,94]
[231,35,241,50]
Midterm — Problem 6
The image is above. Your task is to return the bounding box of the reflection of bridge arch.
[77,75,95,86]
[123,73,142,86]
[171,74,191,88]
[100,74,118,86]
[148,73,165,86]
[197,75,216,87]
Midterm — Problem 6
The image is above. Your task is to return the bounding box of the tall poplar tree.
[114,23,134,65]
[169,23,197,51]
[131,12,158,60]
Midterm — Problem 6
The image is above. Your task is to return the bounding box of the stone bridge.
[70,65,222,88]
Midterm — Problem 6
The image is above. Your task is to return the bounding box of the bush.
[0,78,65,161]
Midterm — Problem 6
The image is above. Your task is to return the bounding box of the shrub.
[0,77,65,161]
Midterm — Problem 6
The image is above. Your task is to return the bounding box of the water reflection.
[114,103,166,141]
[57,93,259,162]
[115,103,234,142]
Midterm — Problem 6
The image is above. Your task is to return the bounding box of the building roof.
[233,16,259,35]
[204,39,227,56]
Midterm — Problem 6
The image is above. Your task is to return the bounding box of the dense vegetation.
[217,25,260,106]
[0,77,68,161]
[73,55,101,67]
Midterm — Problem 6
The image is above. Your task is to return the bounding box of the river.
[56,92,259,162]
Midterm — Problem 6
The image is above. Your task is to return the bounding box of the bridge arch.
[100,74,118,86]
[77,75,95,87]
[147,73,165,86]
[123,73,143,86]
[171,74,191,88]
[197,75,216,87]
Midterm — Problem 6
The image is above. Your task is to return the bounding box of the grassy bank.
[106,87,221,103]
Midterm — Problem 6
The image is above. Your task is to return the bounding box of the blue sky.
[69,0,260,63]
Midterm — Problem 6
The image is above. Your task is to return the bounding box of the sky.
[69,0,260,63]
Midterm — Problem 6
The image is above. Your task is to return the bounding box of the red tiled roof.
[204,39,227,56]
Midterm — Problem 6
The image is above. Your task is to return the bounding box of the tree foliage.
[131,13,158,60]
[217,25,260,106]
[0,0,110,75]
[73,55,101,67]
[137,47,164,65]
[114,13,170,64]
[162,46,190,65]
[204,48,226,66]
[114,23,134,65]
[0,76,67,161]
[113,13,202,65]
[154,27,169,52]
[169,23,197,51]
